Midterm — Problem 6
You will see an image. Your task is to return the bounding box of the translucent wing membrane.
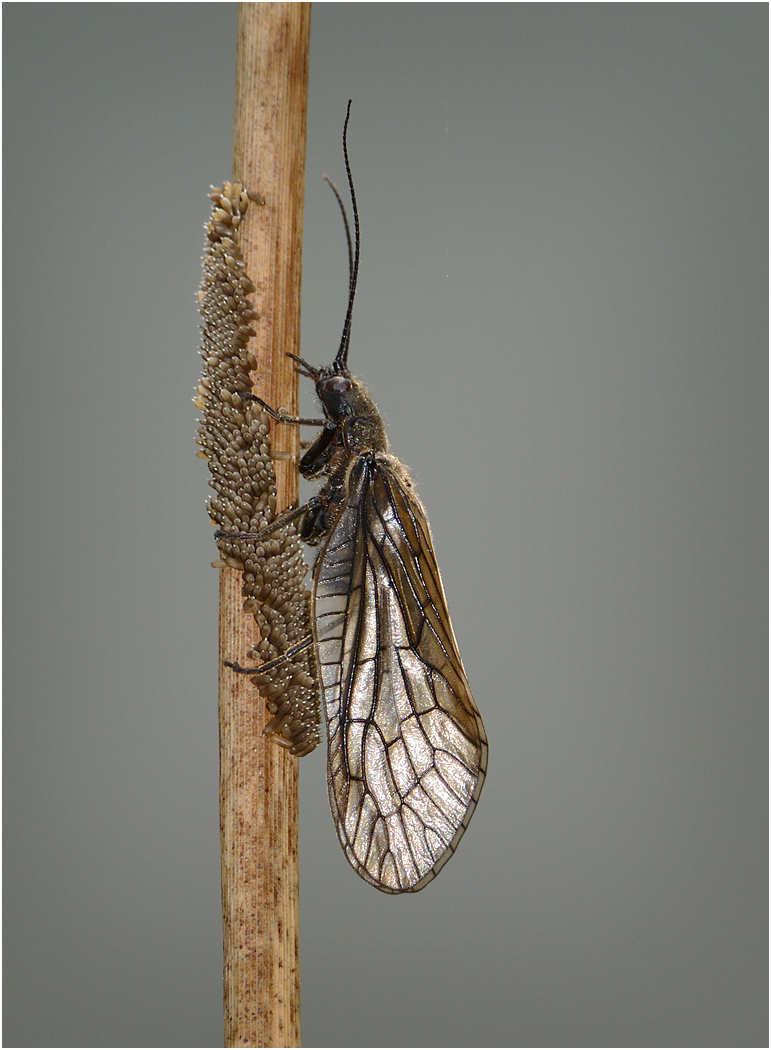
[313,453,488,892]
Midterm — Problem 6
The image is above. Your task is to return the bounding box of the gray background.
[4,3,767,1047]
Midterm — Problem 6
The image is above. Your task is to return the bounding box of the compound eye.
[323,375,351,394]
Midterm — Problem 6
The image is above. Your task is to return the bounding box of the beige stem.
[220,4,310,1046]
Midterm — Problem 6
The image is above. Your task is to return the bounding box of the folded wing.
[313,452,488,892]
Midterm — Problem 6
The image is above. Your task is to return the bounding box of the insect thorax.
[340,377,389,457]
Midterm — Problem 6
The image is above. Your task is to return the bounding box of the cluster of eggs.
[196,182,320,756]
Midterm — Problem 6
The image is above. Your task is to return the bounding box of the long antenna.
[335,99,360,370]
[323,175,353,286]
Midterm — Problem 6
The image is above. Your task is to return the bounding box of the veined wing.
[312,451,488,892]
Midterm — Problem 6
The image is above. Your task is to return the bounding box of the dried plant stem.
[220,4,310,1046]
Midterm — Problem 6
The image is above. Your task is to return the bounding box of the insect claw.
[224,660,258,674]
[286,352,320,380]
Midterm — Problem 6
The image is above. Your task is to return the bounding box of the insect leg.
[240,392,325,428]
[224,634,314,675]
[215,496,323,544]
[299,422,338,475]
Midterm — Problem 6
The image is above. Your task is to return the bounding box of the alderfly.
[222,102,488,892]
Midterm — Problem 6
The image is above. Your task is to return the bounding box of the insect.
[223,102,488,892]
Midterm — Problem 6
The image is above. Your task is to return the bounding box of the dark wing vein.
[313,452,488,892]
